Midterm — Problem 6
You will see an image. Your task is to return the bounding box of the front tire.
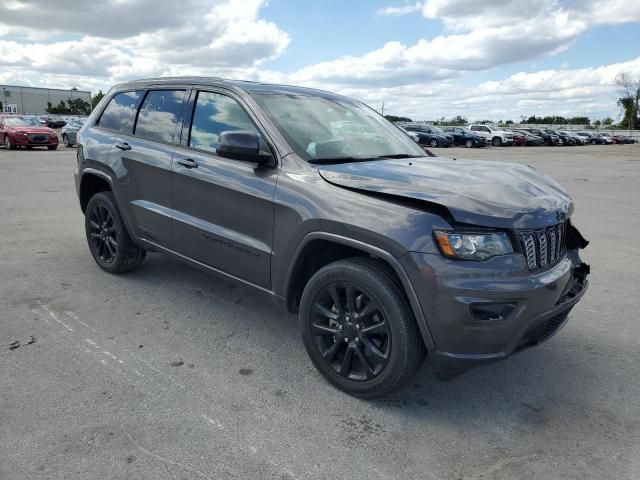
[465,139,473,148]
[492,137,502,147]
[4,135,15,150]
[429,139,438,148]
[62,134,72,147]
[85,191,146,274]
[300,258,425,398]
[48,145,58,150]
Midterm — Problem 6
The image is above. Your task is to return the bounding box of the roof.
[112,76,342,98]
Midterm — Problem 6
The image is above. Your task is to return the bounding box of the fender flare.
[78,168,140,247]
[286,231,436,350]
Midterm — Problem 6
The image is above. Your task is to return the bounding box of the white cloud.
[0,0,290,88]
[0,0,638,121]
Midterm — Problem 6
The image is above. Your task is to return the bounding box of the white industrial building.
[1,85,91,115]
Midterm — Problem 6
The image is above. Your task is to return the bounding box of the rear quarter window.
[97,91,143,134]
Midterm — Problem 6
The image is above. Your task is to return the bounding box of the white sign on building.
[2,103,18,114]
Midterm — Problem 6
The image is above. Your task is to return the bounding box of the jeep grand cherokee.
[74,77,590,397]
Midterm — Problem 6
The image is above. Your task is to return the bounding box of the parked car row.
[0,114,89,150]
[397,122,636,148]
[0,114,59,150]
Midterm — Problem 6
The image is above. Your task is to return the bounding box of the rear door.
[98,89,188,249]
[171,89,278,288]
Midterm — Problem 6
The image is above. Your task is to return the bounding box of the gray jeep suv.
[74,77,590,397]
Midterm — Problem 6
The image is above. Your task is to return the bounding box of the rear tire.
[300,258,425,398]
[85,191,146,274]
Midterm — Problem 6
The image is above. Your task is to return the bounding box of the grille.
[518,222,567,270]
[28,134,49,143]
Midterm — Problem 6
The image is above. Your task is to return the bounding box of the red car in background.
[0,115,59,150]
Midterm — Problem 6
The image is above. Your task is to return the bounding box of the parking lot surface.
[1,145,639,479]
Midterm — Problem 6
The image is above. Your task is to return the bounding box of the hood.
[319,156,573,229]
[9,126,54,134]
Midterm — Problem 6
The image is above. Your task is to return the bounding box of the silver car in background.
[61,118,86,147]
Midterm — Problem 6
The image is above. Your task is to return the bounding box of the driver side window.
[189,91,258,154]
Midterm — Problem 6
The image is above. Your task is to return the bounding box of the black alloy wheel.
[84,191,146,273]
[300,258,425,397]
[310,281,391,381]
[88,203,118,265]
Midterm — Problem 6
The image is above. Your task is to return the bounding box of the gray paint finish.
[75,77,590,378]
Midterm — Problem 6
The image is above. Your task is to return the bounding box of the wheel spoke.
[89,232,102,239]
[105,237,117,257]
[361,320,386,335]
[89,220,100,230]
[314,302,338,321]
[340,345,355,376]
[344,283,356,314]
[312,322,340,335]
[363,338,388,361]
[322,336,344,362]
[354,345,375,378]
[357,299,380,321]
[327,284,343,317]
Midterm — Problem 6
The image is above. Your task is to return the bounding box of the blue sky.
[0,0,639,121]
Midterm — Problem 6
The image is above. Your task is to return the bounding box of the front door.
[171,90,278,288]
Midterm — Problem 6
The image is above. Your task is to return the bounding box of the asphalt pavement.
[1,144,639,479]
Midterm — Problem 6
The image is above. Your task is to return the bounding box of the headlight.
[434,230,513,261]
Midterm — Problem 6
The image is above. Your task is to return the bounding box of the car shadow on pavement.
[119,253,629,428]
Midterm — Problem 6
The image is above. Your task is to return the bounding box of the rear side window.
[189,91,258,153]
[98,91,143,134]
[134,90,187,144]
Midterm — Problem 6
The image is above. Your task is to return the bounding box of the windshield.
[4,117,30,126]
[21,117,42,126]
[250,93,426,162]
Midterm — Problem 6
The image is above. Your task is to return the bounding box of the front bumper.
[12,133,58,147]
[401,238,590,380]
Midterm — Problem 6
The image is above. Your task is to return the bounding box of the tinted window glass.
[135,90,186,144]
[98,91,143,133]
[189,91,257,153]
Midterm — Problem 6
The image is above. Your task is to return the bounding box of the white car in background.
[468,124,515,146]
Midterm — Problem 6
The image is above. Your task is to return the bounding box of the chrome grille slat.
[518,222,567,271]
[548,228,557,262]
[536,231,548,267]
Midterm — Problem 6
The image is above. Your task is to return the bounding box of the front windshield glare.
[250,93,426,161]
[5,117,29,126]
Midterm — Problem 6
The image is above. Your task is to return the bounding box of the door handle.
[115,142,131,151]
[177,158,198,169]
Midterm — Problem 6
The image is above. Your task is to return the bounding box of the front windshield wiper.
[308,153,425,164]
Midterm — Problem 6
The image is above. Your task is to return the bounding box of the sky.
[0,0,639,121]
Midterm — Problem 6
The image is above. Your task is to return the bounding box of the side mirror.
[216,130,274,166]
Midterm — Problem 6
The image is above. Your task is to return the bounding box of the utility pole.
[381,102,385,116]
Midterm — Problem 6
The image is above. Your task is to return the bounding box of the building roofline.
[0,84,91,95]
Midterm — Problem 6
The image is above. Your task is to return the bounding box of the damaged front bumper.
[402,224,590,380]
